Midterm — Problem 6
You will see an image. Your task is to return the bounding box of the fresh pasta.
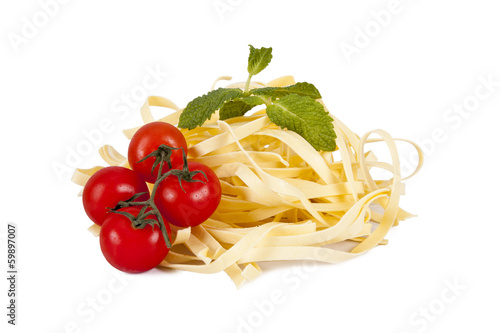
[72,75,423,287]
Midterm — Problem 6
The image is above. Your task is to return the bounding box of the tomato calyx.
[137,144,182,173]
[111,190,172,248]
[158,151,208,193]
[111,207,159,230]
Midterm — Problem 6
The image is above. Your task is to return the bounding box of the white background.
[1,0,499,332]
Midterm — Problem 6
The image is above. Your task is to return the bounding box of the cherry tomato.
[155,162,221,228]
[128,121,188,183]
[99,206,170,273]
[82,166,150,226]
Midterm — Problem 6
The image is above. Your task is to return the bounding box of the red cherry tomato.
[82,166,150,226]
[99,206,170,273]
[155,162,221,228]
[128,121,188,183]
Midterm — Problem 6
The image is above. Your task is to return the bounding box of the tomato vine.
[110,145,211,249]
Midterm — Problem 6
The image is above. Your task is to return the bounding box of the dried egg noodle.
[72,76,423,287]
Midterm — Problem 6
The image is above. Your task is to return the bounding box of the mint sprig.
[177,45,337,151]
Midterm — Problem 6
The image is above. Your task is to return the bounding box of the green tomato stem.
[110,147,182,249]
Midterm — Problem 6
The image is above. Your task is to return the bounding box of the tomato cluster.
[81,122,222,273]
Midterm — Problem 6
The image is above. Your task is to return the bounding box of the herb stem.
[244,74,253,93]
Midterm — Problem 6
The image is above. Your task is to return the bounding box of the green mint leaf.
[219,95,269,120]
[247,45,273,76]
[178,87,244,129]
[219,101,254,120]
[251,82,322,99]
[266,94,336,151]
[240,95,270,106]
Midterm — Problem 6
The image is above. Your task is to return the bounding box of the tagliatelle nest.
[72,75,423,287]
